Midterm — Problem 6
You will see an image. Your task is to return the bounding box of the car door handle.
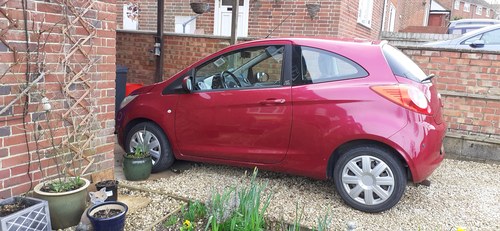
[260,98,286,105]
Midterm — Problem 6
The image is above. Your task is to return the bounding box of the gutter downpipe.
[380,0,389,39]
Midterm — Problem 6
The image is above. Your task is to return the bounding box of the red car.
[116,38,446,212]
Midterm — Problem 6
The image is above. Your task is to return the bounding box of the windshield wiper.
[421,74,435,83]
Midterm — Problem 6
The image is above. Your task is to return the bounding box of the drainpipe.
[380,0,388,34]
[155,0,165,83]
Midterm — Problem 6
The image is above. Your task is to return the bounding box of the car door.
[175,43,292,164]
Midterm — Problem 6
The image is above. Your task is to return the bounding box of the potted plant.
[0,196,51,231]
[31,97,95,229]
[123,131,152,181]
[95,180,119,201]
[33,176,90,229]
[86,201,128,231]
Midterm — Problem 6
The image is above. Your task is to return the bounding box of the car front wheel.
[333,145,406,213]
[125,122,174,173]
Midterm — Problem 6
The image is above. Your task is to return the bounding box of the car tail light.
[371,84,432,115]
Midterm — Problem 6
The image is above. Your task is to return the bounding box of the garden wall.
[0,0,117,198]
[116,31,499,162]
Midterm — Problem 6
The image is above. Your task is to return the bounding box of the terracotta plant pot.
[33,178,90,230]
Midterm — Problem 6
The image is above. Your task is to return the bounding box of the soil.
[96,180,118,188]
[0,201,29,217]
[92,209,123,219]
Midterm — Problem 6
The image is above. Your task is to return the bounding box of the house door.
[214,0,249,37]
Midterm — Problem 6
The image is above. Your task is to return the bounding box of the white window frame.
[476,5,482,15]
[357,0,374,28]
[454,0,460,10]
[486,8,490,17]
[464,2,470,12]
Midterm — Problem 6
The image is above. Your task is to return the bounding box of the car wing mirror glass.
[256,72,269,82]
[470,40,485,48]
[182,76,193,93]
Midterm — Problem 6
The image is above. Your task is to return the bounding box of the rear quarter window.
[292,46,368,85]
[382,45,427,82]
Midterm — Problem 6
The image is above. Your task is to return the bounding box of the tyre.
[125,122,174,173]
[333,145,406,213]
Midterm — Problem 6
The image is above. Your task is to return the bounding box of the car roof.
[450,19,500,24]
[236,37,383,48]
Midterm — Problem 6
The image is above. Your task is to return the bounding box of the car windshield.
[382,45,427,82]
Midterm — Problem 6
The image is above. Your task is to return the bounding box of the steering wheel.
[220,70,242,88]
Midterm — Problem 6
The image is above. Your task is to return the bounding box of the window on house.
[464,2,470,12]
[357,0,374,28]
[454,0,460,10]
[486,8,490,17]
[476,5,482,15]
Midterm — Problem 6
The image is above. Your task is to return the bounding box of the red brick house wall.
[116,0,386,40]
[439,0,494,20]
[399,0,431,31]
[0,0,116,198]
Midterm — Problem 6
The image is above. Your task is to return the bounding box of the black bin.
[115,65,128,115]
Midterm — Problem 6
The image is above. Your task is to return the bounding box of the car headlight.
[120,95,138,110]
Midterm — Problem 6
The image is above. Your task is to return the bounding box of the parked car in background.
[425,24,500,51]
[447,18,500,34]
[116,38,446,213]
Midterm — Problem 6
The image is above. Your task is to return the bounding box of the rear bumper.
[390,118,446,183]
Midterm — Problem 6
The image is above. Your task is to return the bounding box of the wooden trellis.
[58,0,98,176]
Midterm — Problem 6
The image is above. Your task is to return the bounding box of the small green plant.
[125,127,151,158]
[205,168,272,231]
[184,201,207,222]
[314,211,332,231]
[163,214,178,228]
[44,176,85,193]
[288,203,304,231]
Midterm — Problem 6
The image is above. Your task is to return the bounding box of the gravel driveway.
[122,159,500,230]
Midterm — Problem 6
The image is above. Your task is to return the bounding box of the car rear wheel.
[125,122,174,173]
[333,145,406,213]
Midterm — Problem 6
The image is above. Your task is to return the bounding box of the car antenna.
[265,12,294,38]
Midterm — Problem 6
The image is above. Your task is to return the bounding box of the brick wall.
[399,0,431,31]
[116,0,386,40]
[0,0,116,198]
[117,31,499,161]
[116,31,238,85]
[399,47,499,160]
[451,2,495,20]
[399,47,499,137]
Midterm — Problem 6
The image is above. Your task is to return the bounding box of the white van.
[447,19,500,34]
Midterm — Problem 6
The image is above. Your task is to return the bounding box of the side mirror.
[256,72,269,82]
[470,40,485,48]
[182,76,193,93]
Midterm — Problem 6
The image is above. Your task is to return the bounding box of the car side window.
[292,46,367,86]
[194,45,284,91]
[463,34,482,44]
[480,29,500,44]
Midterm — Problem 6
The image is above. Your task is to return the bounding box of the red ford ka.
[116,38,446,212]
